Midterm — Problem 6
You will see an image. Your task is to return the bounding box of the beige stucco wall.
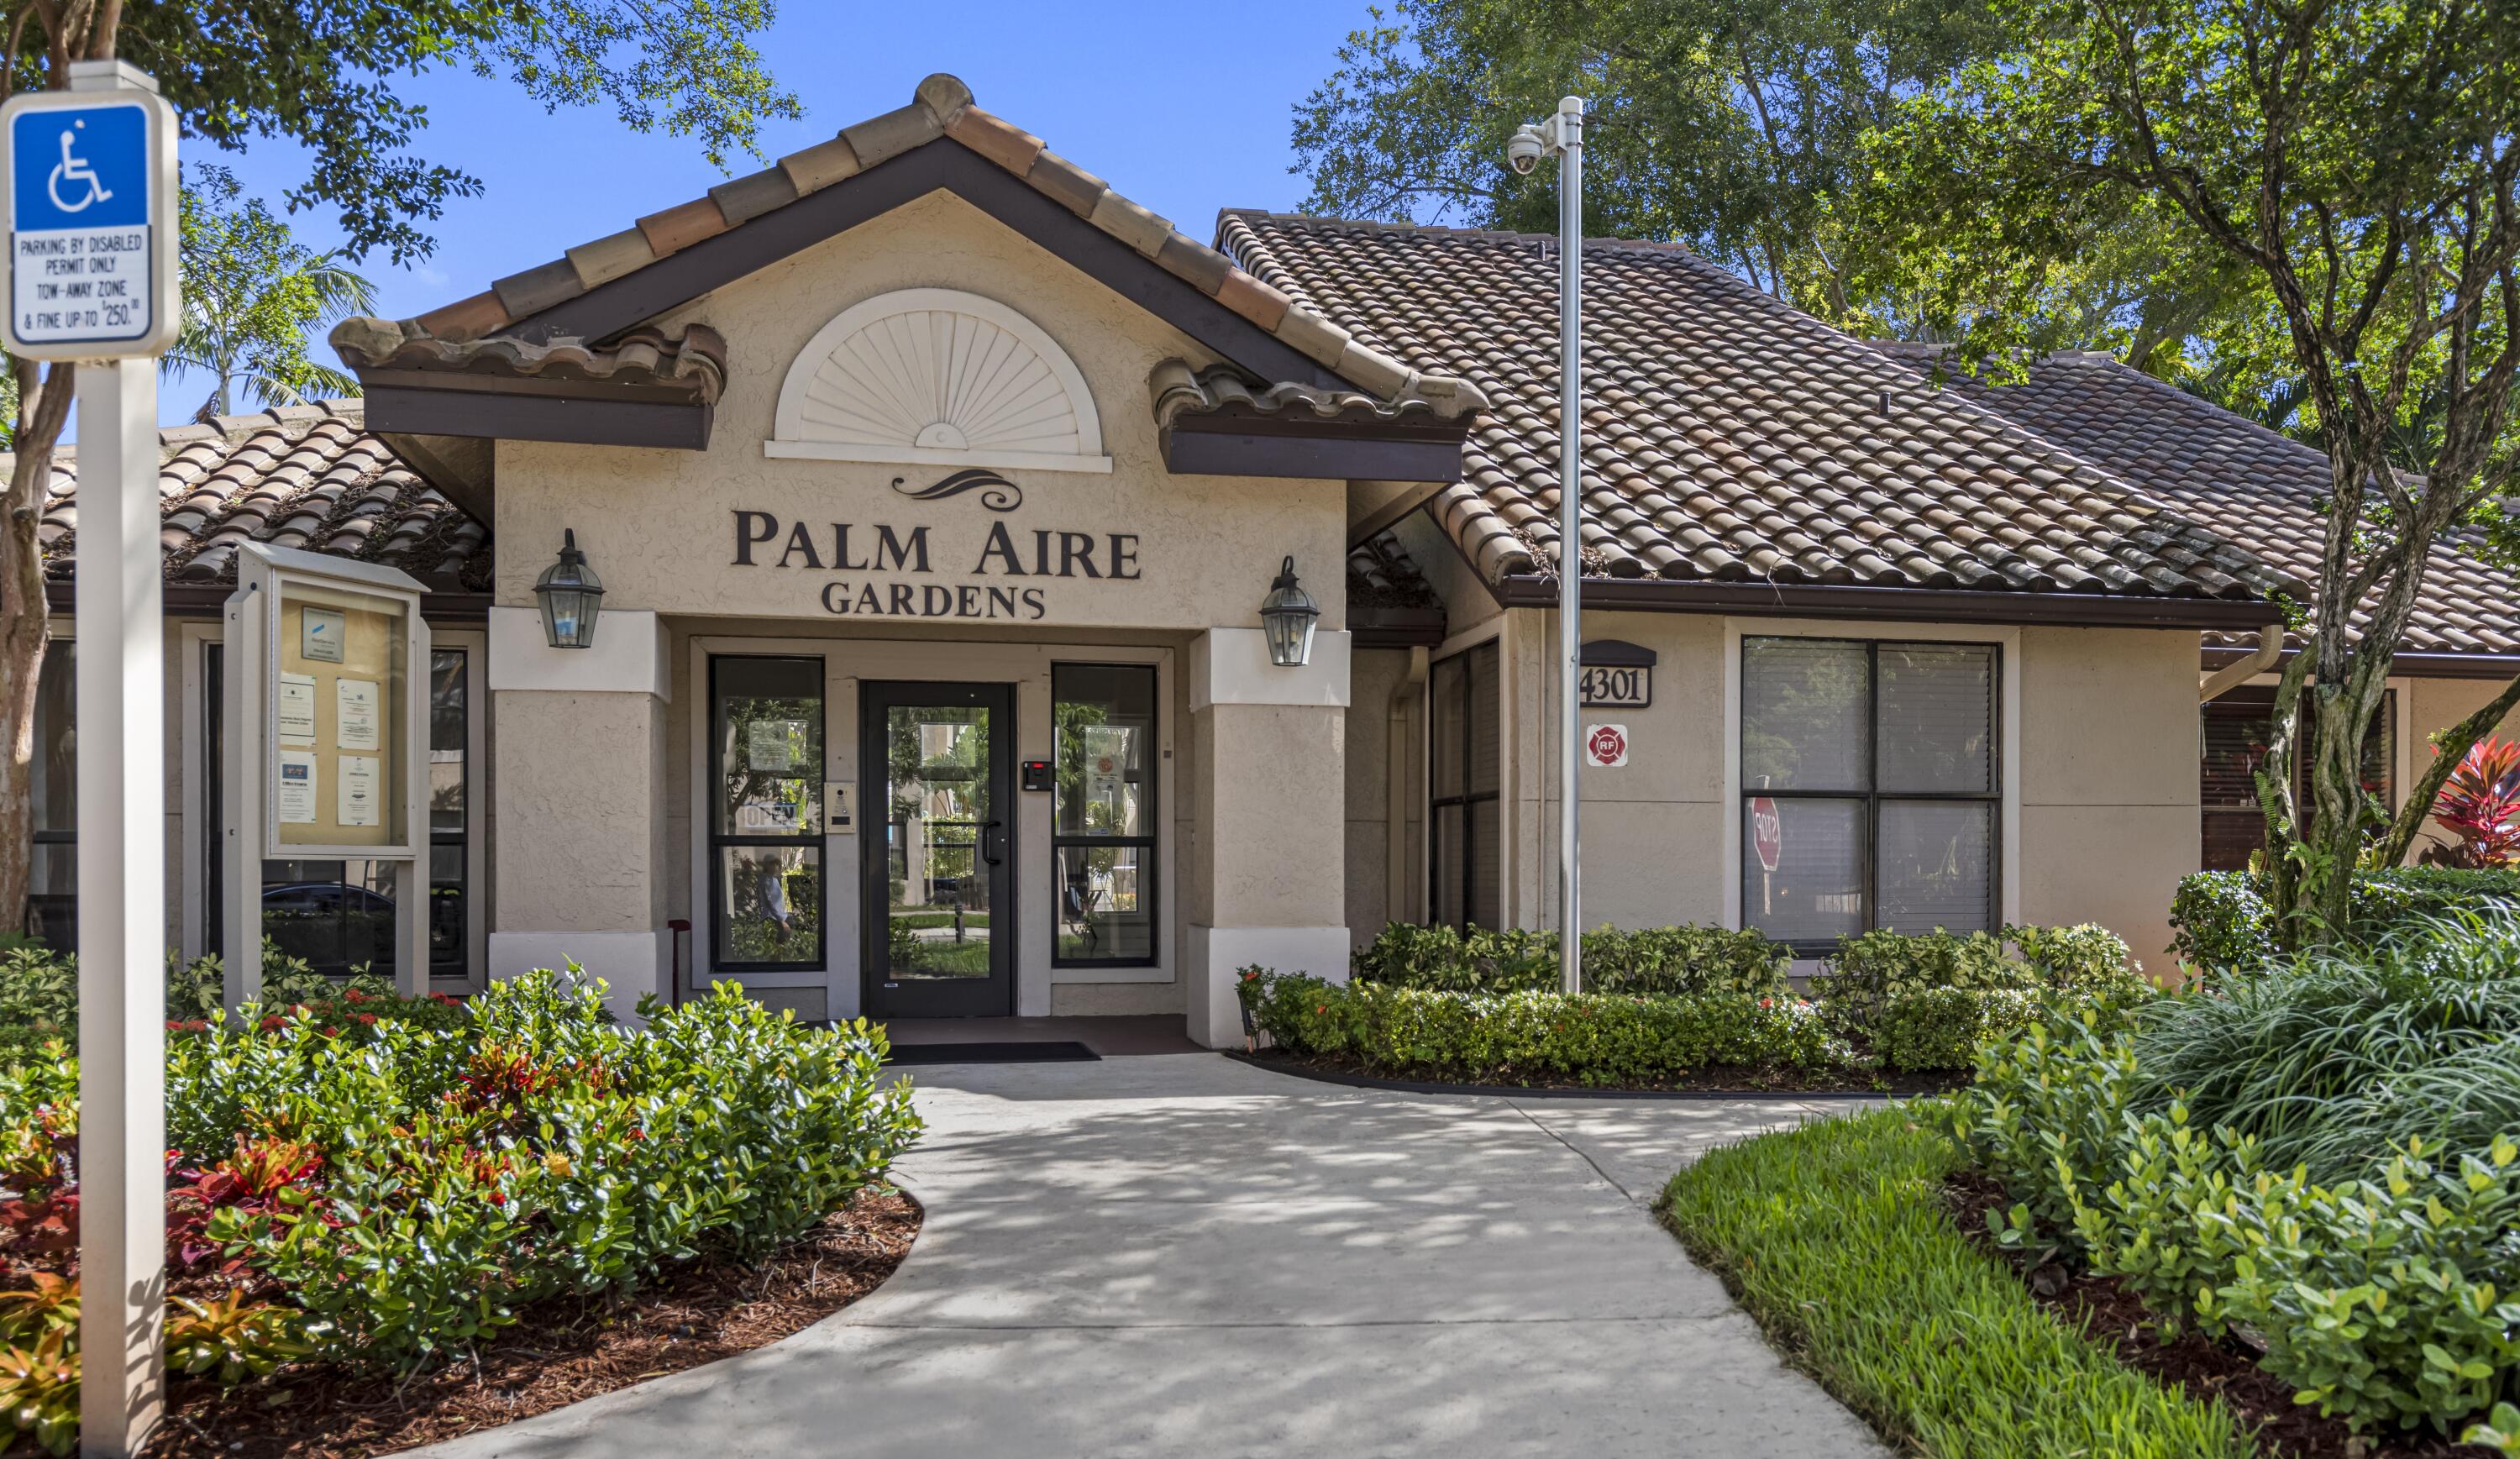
[493,190,1347,635]
[1503,609,1726,933]
[2016,627,2200,970]
[1471,609,2197,968]
[493,690,669,934]
[1344,647,1429,943]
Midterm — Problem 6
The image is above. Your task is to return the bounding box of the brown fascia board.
[1160,405,1469,480]
[2200,643,2520,681]
[1352,606,1449,649]
[1495,574,2286,629]
[503,139,1349,396]
[361,382,713,451]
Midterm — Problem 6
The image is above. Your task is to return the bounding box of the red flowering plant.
[2426,735,2520,868]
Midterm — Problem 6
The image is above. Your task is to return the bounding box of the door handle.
[979,820,1006,867]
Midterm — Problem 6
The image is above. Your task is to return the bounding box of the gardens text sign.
[730,506,1143,621]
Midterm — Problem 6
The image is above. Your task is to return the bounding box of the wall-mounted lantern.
[534,529,605,649]
[1258,555,1320,667]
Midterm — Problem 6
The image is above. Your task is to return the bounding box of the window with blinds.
[1741,638,1999,952]
[2199,687,2393,871]
[1429,640,1501,931]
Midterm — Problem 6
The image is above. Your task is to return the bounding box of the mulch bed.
[1943,1172,2463,1459]
[1239,1045,1964,1097]
[139,1186,922,1459]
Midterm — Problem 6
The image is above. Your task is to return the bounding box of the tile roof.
[28,401,489,590]
[1349,531,1443,611]
[1220,213,2290,607]
[1872,346,2519,657]
[331,323,727,405]
[333,75,1482,424]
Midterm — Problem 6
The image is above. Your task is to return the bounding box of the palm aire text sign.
[730,475,1142,621]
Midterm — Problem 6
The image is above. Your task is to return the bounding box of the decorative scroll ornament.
[892,469,1022,512]
[765,287,1112,474]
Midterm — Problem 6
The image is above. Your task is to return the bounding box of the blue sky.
[139,0,1380,428]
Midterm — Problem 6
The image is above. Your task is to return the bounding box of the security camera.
[1506,124,1546,176]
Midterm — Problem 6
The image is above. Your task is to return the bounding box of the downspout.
[1387,645,1430,926]
[2200,622,2286,703]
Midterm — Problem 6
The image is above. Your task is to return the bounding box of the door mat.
[884,1041,1100,1066]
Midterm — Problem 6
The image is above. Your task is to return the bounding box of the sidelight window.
[708,656,825,970]
[1052,664,1157,965]
[1428,639,1501,931]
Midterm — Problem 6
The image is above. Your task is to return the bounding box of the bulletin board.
[270,581,408,848]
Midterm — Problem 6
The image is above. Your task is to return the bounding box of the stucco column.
[1184,627,1351,1048]
[486,607,672,1018]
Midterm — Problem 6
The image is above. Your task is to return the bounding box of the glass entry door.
[862,682,1014,1018]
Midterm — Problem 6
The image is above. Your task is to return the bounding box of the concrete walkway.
[412,1054,1887,1459]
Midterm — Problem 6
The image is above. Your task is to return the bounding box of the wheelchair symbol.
[45,120,110,214]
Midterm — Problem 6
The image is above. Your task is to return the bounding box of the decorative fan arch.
[765,288,1112,473]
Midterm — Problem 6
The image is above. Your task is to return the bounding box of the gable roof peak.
[331,75,1483,424]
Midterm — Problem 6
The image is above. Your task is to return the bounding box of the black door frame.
[860,680,1016,1019]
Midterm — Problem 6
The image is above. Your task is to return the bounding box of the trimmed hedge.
[2168,866,2520,974]
[1330,921,2151,1075]
[1817,925,2152,1072]
[1239,972,1846,1085]
[1347,921,1790,998]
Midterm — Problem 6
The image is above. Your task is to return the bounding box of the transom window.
[1740,638,2000,953]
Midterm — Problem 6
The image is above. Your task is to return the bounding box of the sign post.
[4,59,181,1459]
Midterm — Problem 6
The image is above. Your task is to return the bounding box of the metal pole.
[75,353,167,1456]
[1555,95,1584,996]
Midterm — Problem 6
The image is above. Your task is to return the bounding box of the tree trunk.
[0,360,74,939]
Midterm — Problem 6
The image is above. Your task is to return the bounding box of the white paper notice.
[338,754,381,827]
[335,678,381,751]
[277,672,317,743]
[276,749,318,824]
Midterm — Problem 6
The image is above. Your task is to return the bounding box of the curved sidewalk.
[410,1053,1887,1459]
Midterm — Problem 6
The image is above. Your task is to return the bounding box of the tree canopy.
[1867,0,2520,937]
[22,0,802,265]
[170,166,378,422]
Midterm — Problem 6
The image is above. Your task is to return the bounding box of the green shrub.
[1241,970,1846,1085]
[2169,866,2520,974]
[0,940,403,1037]
[75,969,930,1374]
[1579,924,1792,997]
[1815,926,2150,1071]
[1348,921,1790,997]
[1661,1106,2256,1459]
[1952,1017,2520,1436]
[2128,915,2520,1181]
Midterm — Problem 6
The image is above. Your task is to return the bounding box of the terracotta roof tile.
[1221,213,2283,604]
[29,401,488,591]
[1349,531,1442,611]
[328,323,727,405]
[1882,346,2518,656]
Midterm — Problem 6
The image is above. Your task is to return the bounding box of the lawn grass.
[1659,1105,2260,1459]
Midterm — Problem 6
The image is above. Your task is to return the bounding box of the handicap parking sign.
[0,83,177,359]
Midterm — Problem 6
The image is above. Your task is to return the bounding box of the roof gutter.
[1493,575,2286,630]
[2199,621,2286,703]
